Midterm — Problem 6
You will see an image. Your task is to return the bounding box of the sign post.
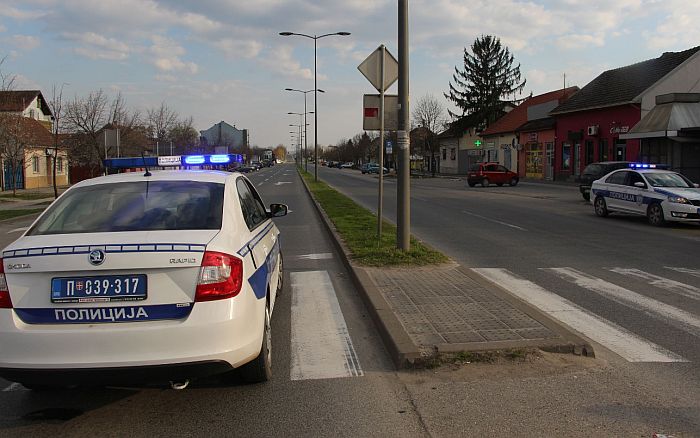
[358,45,398,242]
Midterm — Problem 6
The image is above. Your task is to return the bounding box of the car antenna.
[142,152,152,177]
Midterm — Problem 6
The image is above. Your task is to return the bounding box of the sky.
[1,0,699,151]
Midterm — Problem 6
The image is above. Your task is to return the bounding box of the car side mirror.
[634,182,646,188]
[268,203,288,218]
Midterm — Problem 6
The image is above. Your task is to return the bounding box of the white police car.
[591,164,700,226]
[0,169,287,388]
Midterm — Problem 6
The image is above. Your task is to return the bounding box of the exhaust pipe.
[169,380,190,390]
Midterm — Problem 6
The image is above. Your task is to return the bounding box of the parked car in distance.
[340,162,354,169]
[467,163,519,187]
[579,161,633,201]
[362,163,388,174]
[238,164,257,173]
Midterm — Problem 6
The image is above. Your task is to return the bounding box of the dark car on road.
[467,162,519,187]
[579,161,632,201]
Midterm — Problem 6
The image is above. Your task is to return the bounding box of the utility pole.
[377,44,386,242]
[397,0,411,251]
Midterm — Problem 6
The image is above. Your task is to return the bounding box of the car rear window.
[582,164,602,176]
[469,164,482,171]
[28,181,225,235]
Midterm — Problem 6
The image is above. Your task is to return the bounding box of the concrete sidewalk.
[301,173,592,368]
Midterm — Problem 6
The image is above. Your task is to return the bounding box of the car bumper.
[665,204,700,222]
[0,297,264,383]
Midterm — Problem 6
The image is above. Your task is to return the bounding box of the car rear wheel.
[509,177,518,187]
[238,300,272,383]
[481,178,489,188]
[594,196,608,217]
[647,203,666,227]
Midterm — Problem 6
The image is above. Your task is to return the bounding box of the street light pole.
[279,31,351,181]
[285,89,324,172]
[397,0,411,251]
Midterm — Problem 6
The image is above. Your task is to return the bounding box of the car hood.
[653,187,700,200]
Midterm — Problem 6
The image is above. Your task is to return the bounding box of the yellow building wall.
[23,148,69,189]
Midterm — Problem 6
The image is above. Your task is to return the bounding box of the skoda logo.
[89,249,105,266]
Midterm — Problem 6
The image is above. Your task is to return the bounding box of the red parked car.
[467,162,519,187]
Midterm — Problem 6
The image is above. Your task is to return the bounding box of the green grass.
[300,170,448,267]
[0,192,55,200]
[0,209,45,221]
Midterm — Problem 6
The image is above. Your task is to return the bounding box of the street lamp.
[285,88,324,172]
[279,31,351,181]
[288,113,313,168]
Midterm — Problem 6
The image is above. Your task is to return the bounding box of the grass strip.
[300,170,448,267]
[0,209,44,221]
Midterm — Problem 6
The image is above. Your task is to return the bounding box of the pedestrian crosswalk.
[472,266,700,363]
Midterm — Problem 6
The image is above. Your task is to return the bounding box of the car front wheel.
[594,196,608,217]
[509,177,518,187]
[481,178,489,188]
[647,203,666,227]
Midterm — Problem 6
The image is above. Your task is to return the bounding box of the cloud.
[212,38,263,59]
[260,45,318,80]
[644,0,700,50]
[556,34,606,50]
[3,34,40,51]
[62,32,130,60]
[0,5,47,20]
[148,35,198,74]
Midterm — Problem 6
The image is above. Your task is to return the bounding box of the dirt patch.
[401,350,606,384]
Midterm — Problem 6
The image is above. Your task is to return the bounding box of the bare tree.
[147,102,178,154]
[0,55,16,91]
[0,55,18,191]
[412,94,447,176]
[1,115,35,195]
[47,84,65,198]
[169,116,199,155]
[65,89,109,169]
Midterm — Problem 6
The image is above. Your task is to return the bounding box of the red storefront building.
[549,46,700,181]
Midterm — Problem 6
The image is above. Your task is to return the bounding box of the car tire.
[647,203,666,227]
[509,177,519,187]
[275,253,283,294]
[238,300,272,384]
[594,196,608,217]
[481,178,489,188]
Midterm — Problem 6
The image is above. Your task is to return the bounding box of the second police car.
[591,163,700,226]
[0,161,287,389]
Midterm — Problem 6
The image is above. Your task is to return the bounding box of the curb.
[298,171,424,369]
[298,170,594,369]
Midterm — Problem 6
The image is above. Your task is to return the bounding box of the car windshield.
[27,181,225,235]
[644,172,694,188]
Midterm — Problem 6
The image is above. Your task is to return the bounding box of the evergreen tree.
[445,35,527,127]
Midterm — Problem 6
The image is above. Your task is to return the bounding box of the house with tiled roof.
[549,46,700,181]
[479,87,579,175]
[1,91,69,191]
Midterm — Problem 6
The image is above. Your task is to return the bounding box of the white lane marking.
[462,211,527,231]
[545,267,700,337]
[7,227,29,234]
[2,383,27,392]
[290,271,363,380]
[608,268,700,301]
[666,267,700,278]
[472,268,686,362]
[294,253,334,261]
[275,182,292,186]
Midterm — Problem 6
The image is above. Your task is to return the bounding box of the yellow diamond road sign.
[357,46,399,92]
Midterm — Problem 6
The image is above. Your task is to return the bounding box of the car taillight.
[0,258,12,309]
[195,251,243,302]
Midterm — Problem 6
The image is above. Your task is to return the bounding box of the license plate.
[51,275,147,303]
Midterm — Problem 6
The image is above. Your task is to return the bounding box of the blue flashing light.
[210,154,231,164]
[184,155,206,165]
[629,163,657,169]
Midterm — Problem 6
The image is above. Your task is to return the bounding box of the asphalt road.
[0,164,698,436]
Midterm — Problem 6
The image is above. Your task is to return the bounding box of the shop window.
[450,148,456,160]
[57,157,63,173]
[442,148,446,160]
[599,139,608,162]
[585,140,594,165]
[615,140,627,161]
[562,143,571,170]
[32,156,40,174]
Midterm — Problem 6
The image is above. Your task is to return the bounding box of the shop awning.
[621,93,700,140]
